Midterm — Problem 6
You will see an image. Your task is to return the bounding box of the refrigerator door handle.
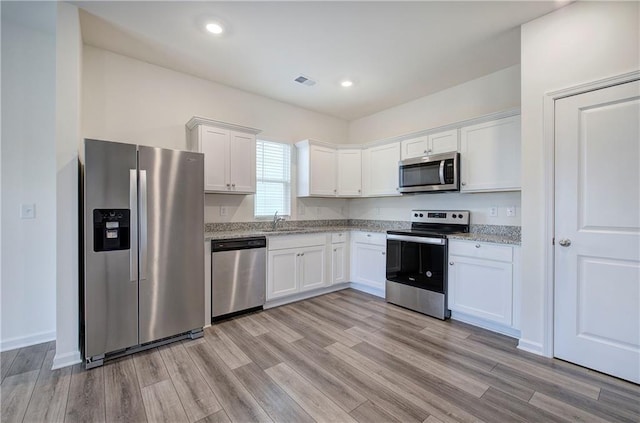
[139,170,148,281]
[129,169,138,282]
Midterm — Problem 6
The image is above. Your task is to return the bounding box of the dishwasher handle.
[211,237,267,252]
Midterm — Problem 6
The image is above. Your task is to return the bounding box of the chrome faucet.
[272,211,285,230]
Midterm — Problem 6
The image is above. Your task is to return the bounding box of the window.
[255,140,291,217]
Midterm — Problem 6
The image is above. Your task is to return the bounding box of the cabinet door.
[331,243,348,284]
[337,149,362,196]
[351,242,386,289]
[428,129,458,155]
[310,145,337,196]
[267,249,299,300]
[299,245,326,292]
[364,142,400,196]
[459,115,521,192]
[228,131,256,193]
[448,255,513,326]
[201,126,229,192]
[401,136,430,159]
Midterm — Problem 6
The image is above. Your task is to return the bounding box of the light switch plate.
[20,204,36,219]
[489,206,498,217]
[506,206,516,217]
[220,206,227,216]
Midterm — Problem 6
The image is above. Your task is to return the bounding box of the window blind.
[255,140,291,217]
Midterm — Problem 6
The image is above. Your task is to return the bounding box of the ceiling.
[75,1,566,121]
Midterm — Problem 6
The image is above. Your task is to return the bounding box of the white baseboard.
[348,282,384,298]
[52,350,82,369]
[264,283,350,309]
[450,311,521,338]
[517,338,546,356]
[0,330,56,352]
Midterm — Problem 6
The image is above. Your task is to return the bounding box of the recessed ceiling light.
[340,80,354,88]
[206,23,224,35]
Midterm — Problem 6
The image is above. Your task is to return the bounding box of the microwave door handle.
[439,160,445,185]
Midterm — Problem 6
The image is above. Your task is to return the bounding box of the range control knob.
[414,213,419,217]
[451,214,457,219]
[457,214,463,218]
[419,213,424,217]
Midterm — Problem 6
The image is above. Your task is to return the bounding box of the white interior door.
[554,80,640,383]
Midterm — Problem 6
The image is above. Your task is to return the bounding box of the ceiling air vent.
[294,75,316,86]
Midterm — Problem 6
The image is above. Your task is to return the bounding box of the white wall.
[350,192,521,226]
[348,65,522,224]
[348,65,521,144]
[82,46,350,223]
[520,1,639,354]
[54,3,82,369]
[1,2,58,350]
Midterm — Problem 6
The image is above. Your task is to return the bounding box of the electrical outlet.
[220,206,227,216]
[299,204,305,215]
[506,206,516,217]
[489,206,498,217]
[20,204,36,219]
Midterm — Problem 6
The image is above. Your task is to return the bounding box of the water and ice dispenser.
[93,209,131,252]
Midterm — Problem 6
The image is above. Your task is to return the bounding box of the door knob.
[558,239,572,247]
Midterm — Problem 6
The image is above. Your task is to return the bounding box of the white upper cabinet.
[459,115,521,192]
[309,145,337,196]
[401,129,458,160]
[337,149,362,196]
[296,140,361,197]
[363,142,401,196]
[186,117,260,194]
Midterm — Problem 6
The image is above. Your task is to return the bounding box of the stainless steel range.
[386,210,469,320]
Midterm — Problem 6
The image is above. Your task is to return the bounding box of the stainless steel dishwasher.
[211,236,266,320]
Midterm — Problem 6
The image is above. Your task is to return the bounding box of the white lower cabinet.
[299,245,326,291]
[267,249,299,299]
[331,232,349,285]
[267,234,327,301]
[350,232,386,292]
[448,240,520,333]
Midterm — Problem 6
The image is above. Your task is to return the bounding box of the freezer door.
[84,139,139,358]
[138,146,204,344]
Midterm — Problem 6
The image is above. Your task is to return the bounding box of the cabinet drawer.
[331,232,349,243]
[449,240,512,262]
[351,231,386,246]
[268,234,328,251]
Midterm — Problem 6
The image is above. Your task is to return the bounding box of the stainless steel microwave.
[398,152,459,193]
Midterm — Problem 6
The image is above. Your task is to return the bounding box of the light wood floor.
[2,289,639,423]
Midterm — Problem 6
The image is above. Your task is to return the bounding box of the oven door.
[386,234,447,293]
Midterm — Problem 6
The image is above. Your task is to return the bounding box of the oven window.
[400,161,441,187]
[386,239,446,293]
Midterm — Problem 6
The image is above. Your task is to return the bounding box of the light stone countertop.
[204,222,521,245]
[205,226,387,241]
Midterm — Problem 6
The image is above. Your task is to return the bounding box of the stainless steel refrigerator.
[82,139,204,368]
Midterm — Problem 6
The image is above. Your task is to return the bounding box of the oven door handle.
[386,234,446,245]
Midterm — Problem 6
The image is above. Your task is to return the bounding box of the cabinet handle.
[428,149,432,154]
[382,252,386,256]
[461,182,466,186]
[367,234,371,237]
[232,183,236,189]
[475,244,481,248]
[333,248,337,252]
[449,261,454,266]
[358,189,361,193]
[301,253,304,256]
[423,150,427,154]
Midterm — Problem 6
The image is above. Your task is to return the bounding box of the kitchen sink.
[262,228,306,233]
